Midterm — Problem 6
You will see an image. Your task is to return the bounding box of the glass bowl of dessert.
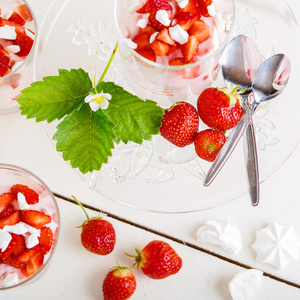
[33,0,300,212]
[0,164,59,289]
[114,0,235,105]
[0,0,37,114]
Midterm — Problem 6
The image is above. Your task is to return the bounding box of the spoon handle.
[203,109,252,186]
[244,120,260,206]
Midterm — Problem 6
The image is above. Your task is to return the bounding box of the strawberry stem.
[96,43,119,88]
[72,195,90,220]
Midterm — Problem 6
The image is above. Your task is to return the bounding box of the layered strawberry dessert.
[0,184,58,288]
[0,1,35,111]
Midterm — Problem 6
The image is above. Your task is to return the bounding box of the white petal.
[84,94,93,103]
[102,93,112,100]
[89,101,100,112]
[100,99,109,110]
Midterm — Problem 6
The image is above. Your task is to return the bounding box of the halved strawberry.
[38,226,54,255]
[175,11,197,31]
[11,184,39,205]
[156,28,176,46]
[132,32,150,49]
[21,210,51,229]
[188,19,210,43]
[181,35,199,62]
[0,204,15,219]
[0,211,21,229]
[180,0,200,18]
[8,12,26,25]
[151,40,170,56]
[0,192,17,214]
[15,31,34,57]
[0,48,11,77]
[136,47,157,63]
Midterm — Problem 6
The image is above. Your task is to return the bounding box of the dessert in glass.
[0,0,37,114]
[0,164,59,289]
[114,0,235,106]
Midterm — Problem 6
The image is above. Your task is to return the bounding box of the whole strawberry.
[197,86,243,132]
[102,264,136,300]
[194,129,226,162]
[129,240,182,279]
[160,102,199,147]
[73,196,116,255]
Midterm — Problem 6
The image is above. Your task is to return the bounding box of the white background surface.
[1,0,300,299]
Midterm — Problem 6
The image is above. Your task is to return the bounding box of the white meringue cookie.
[196,220,242,254]
[229,269,263,300]
[252,222,300,269]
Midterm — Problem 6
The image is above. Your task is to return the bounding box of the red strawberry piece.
[21,210,51,229]
[197,87,243,132]
[132,32,150,49]
[197,0,212,17]
[102,264,136,300]
[0,192,17,214]
[15,31,34,57]
[38,226,54,255]
[0,211,21,229]
[175,11,197,31]
[156,28,176,46]
[15,4,33,22]
[128,240,182,279]
[0,204,15,219]
[194,129,226,161]
[10,233,26,257]
[11,184,39,205]
[181,35,200,62]
[180,0,200,18]
[160,102,199,147]
[0,47,11,77]
[188,19,210,43]
[141,24,157,36]
[151,40,170,56]
[15,248,44,277]
[73,196,116,255]
[8,12,26,26]
[136,47,157,63]
[0,234,14,260]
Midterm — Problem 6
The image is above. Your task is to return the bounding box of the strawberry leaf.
[98,81,164,144]
[53,103,116,174]
[17,68,92,122]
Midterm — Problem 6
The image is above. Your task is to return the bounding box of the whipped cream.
[229,269,263,300]
[196,220,242,254]
[252,222,300,269]
[18,192,30,210]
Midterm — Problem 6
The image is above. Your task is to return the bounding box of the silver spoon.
[204,54,291,190]
[221,35,262,206]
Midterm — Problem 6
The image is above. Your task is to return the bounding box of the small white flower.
[84,91,112,112]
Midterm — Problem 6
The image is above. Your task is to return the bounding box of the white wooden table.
[1,0,300,299]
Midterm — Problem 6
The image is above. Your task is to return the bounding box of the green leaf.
[17,68,93,122]
[53,103,116,174]
[97,81,164,144]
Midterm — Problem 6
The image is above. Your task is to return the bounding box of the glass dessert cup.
[0,0,37,114]
[114,0,235,106]
[35,0,300,212]
[0,164,60,289]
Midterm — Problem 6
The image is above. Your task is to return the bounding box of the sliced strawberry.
[151,40,170,56]
[0,192,17,214]
[0,234,14,259]
[0,204,15,219]
[38,226,54,255]
[141,24,157,36]
[136,47,156,62]
[15,4,33,22]
[21,210,51,229]
[180,0,200,18]
[15,31,34,57]
[11,184,39,205]
[175,11,197,31]
[197,0,212,17]
[132,32,150,49]
[0,48,11,77]
[8,12,26,25]
[181,35,199,62]
[0,211,21,229]
[10,233,26,257]
[156,28,176,46]
[188,19,210,43]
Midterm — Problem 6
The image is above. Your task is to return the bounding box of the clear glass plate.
[34,0,300,212]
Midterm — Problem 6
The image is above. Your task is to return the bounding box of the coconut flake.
[175,0,189,9]
[169,25,189,45]
[136,18,148,29]
[6,45,21,53]
[0,230,12,252]
[155,10,171,27]
[0,25,17,40]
